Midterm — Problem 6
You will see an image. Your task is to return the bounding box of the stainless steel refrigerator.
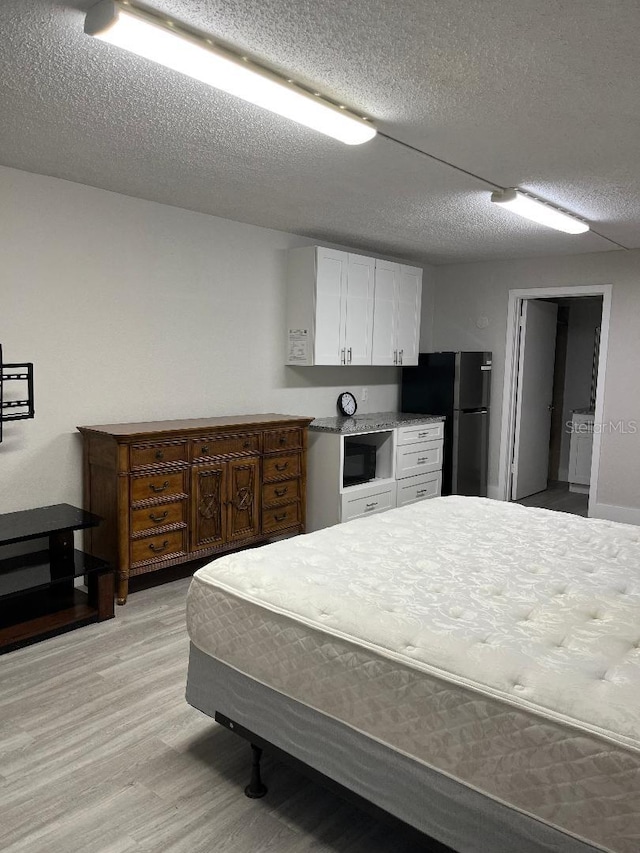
[401,352,491,496]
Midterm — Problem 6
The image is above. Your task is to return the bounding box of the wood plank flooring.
[0,578,448,853]
[515,480,589,516]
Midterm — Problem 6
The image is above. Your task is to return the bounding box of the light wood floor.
[0,578,449,853]
[515,480,589,516]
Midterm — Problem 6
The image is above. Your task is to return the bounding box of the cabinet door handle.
[279,436,287,445]
[243,440,251,449]
[393,350,397,365]
[348,347,352,364]
[149,510,169,523]
[274,486,288,497]
[365,502,378,510]
[155,449,165,461]
[274,512,288,522]
[275,462,289,471]
[149,539,169,552]
[341,348,346,364]
[416,489,427,497]
[417,458,429,465]
[399,349,404,364]
[200,445,210,455]
[149,480,170,493]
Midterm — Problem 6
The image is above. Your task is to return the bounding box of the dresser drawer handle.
[417,432,432,439]
[365,502,378,510]
[149,510,169,523]
[279,436,287,445]
[275,462,289,472]
[274,512,288,522]
[155,449,165,461]
[149,480,170,493]
[274,486,288,497]
[243,441,251,449]
[149,539,169,553]
[416,489,427,497]
[200,445,210,455]
[417,458,429,465]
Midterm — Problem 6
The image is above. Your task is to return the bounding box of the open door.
[511,300,558,500]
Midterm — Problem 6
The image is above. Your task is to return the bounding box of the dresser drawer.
[262,502,301,534]
[130,529,186,565]
[397,472,442,507]
[263,428,303,453]
[341,482,397,523]
[191,433,260,460]
[263,452,301,482]
[263,479,300,507]
[130,470,187,504]
[397,422,444,445]
[131,500,186,534]
[396,440,443,478]
[130,440,187,470]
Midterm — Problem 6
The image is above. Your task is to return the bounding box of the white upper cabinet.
[344,253,375,365]
[285,246,419,367]
[371,261,422,366]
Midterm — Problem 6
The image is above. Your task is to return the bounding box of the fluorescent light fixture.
[84,0,376,145]
[491,188,589,234]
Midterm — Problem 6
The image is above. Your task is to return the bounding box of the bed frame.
[186,644,604,853]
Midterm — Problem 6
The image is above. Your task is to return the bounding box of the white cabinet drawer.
[397,472,442,507]
[341,482,397,522]
[397,421,444,445]
[396,440,443,478]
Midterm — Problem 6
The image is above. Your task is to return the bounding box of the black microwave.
[343,441,377,487]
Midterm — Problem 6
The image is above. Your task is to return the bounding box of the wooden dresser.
[78,414,313,604]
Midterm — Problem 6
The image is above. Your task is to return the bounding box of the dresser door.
[226,457,261,544]
[191,463,227,550]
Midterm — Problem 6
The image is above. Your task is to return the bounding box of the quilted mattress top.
[189,496,640,749]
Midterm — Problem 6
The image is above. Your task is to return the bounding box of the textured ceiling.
[1,0,638,264]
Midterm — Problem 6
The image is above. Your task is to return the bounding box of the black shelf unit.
[0,504,114,653]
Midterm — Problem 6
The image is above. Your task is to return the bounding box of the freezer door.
[452,409,489,497]
[454,352,492,410]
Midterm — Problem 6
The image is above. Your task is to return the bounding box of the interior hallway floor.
[515,480,589,517]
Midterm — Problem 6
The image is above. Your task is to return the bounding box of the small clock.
[337,391,357,417]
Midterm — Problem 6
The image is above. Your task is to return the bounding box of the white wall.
[433,250,640,520]
[1,166,430,514]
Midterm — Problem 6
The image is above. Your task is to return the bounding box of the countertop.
[309,411,445,434]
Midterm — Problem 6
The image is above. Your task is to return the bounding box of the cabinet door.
[344,254,375,365]
[396,265,422,366]
[191,463,227,550]
[227,457,261,543]
[371,260,398,366]
[314,248,348,365]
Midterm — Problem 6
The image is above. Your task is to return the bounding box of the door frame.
[497,284,612,516]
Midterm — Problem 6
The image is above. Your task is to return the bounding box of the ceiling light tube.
[490,188,589,234]
[84,0,376,145]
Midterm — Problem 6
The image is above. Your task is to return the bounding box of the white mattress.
[186,496,640,853]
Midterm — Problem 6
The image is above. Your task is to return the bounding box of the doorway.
[498,285,612,518]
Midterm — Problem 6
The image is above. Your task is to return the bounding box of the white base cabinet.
[307,419,444,532]
[568,411,594,493]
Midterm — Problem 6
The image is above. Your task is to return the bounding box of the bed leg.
[244,743,268,798]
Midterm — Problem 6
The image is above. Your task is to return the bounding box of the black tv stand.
[0,504,114,653]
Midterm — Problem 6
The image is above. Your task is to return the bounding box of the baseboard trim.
[590,502,640,526]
